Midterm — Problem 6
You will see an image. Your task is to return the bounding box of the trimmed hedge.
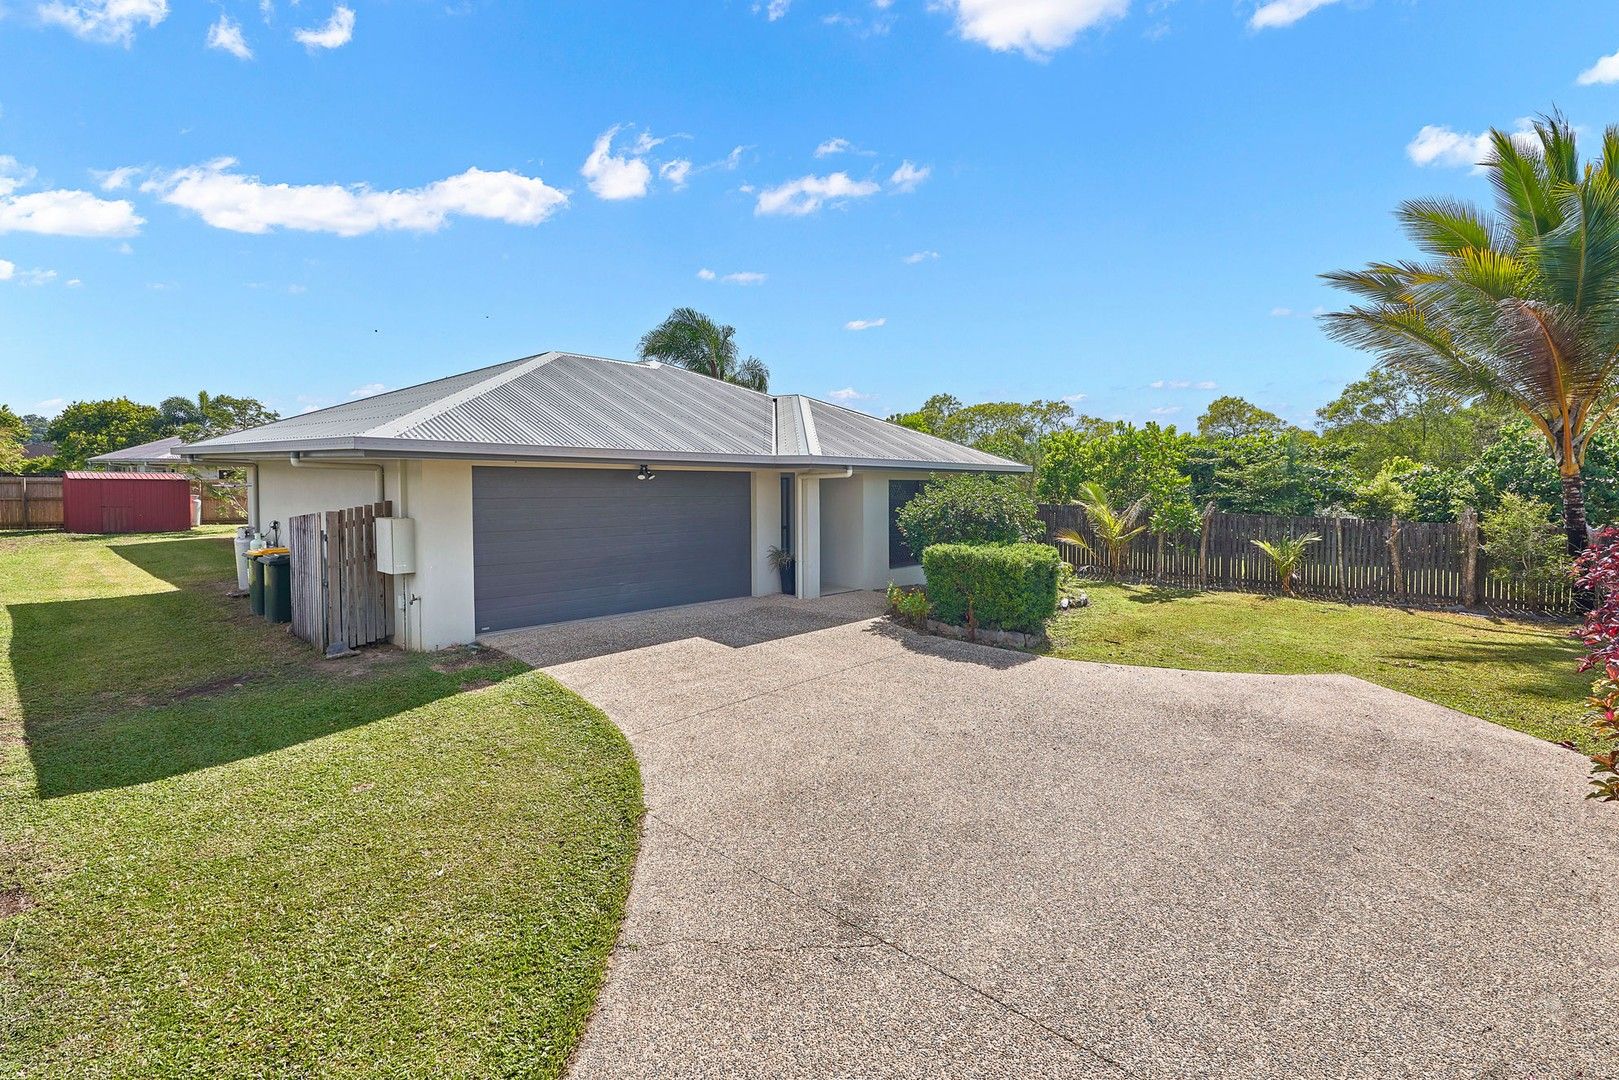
[921,543,1061,634]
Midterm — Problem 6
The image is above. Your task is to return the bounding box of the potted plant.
[767,545,795,595]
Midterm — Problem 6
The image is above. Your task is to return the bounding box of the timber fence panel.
[1039,503,1574,614]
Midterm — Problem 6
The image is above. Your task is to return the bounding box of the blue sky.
[2,0,1618,428]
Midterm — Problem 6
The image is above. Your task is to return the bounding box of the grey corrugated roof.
[88,435,186,464]
[181,351,1027,472]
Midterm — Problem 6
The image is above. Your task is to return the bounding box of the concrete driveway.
[485,595,1619,1079]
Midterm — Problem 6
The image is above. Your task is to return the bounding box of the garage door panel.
[472,467,751,631]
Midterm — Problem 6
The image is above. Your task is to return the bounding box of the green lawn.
[0,528,643,1078]
[1046,579,1592,751]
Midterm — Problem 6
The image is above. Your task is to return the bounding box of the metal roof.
[64,471,188,481]
[87,435,186,464]
[180,351,1028,472]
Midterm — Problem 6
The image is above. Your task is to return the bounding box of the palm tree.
[1323,113,1619,583]
[1053,482,1147,576]
[1251,534,1320,598]
[637,307,769,391]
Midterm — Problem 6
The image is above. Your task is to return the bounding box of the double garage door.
[472,466,752,632]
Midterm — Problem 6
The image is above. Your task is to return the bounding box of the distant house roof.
[87,435,186,465]
[181,352,1027,472]
[22,441,54,459]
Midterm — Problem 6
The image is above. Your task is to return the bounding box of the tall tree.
[1196,395,1292,439]
[45,398,162,470]
[1315,367,1507,473]
[1323,113,1619,581]
[637,307,768,391]
[0,406,28,473]
[158,391,279,439]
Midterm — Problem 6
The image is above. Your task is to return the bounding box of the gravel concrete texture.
[486,596,1619,1079]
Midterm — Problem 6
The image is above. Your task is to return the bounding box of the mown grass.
[0,528,642,1078]
[1046,579,1592,751]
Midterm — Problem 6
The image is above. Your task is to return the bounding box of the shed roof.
[180,351,1025,472]
[64,471,189,481]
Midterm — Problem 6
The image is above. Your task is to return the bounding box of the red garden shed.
[62,472,192,534]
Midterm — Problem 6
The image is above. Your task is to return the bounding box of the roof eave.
[180,436,1029,473]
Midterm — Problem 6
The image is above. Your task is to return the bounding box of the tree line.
[0,391,280,473]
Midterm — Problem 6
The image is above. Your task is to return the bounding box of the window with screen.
[888,479,925,568]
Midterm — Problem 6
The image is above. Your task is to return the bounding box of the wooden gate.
[287,500,395,654]
[0,476,64,529]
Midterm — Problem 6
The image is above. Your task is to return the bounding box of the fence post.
[1459,507,1479,608]
[1388,516,1405,601]
[1198,504,1213,586]
[20,478,28,529]
[1334,516,1347,600]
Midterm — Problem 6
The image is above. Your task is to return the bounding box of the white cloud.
[1194,380,1217,390]
[142,158,567,235]
[1063,393,1087,402]
[349,382,386,398]
[0,158,36,197]
[580,125,653,200]
[903,250,940,264]
[888,160,930,193]
[38,0,168,45]
[815,137,872,158]
[844,317,886,330]
[294,4,353,49]
[1150,379,1188,389]
[207,14,253,59]
[1578,48,1619,86]
[755,0,790,20]
[33,397,65,412]
[116,240,133,254]
[942,0,1129,59]
[7,266,59,286]
[696,267,717,280]
[828,387,871,402]
[65,277,82,287]
[0,162,144,237]
[755,172,880,216]
[92,165,140,190]
[1270,306,1294,317]
[659,158,692,189]
[0,259,12,280]
[721,271,766,285]
[1406,120,1537,172]
[1248,0,1340,30]
[1150,405,1182,415]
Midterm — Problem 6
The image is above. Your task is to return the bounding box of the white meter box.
[374,517,416,574]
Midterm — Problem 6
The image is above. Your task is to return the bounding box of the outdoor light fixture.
[636,465,656,481]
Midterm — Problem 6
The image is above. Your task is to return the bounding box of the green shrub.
[1482,492,1571,590]
[895,473,1041,560]
[921,543,1060,634]
[886,582,930,628]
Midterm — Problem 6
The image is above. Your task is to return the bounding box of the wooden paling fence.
[197,483,248,524]
[0,476,63,529]
[1038,504,1575,614]
[288,500,395,654]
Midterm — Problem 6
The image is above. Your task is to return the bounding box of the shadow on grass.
[1120,586,1202,605]
[11,535,524,798]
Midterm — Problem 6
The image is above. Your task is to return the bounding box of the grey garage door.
[472,466,752,632]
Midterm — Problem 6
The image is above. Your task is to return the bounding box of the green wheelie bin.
[248,554,267,616]
[263,553,292,624]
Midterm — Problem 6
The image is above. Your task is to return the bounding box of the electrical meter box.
[374,517,416,574]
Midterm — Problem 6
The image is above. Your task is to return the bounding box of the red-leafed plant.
[1574,526,1619,799]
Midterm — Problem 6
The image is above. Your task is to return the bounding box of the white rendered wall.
[251,458,395,542]
[750,470,783,596]
[399,459,476,651]
[794,475,821,599]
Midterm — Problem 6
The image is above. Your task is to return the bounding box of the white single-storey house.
[180,351,1027,650]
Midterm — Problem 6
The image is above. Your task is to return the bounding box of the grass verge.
[1046,579,1591,751]
[0,528,642,1078]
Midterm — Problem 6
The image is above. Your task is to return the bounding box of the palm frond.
[1397,197,1497,256]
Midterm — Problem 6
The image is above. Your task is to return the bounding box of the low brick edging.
[921,619,1048,651]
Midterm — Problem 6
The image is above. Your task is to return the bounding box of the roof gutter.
[288,451,386,503]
